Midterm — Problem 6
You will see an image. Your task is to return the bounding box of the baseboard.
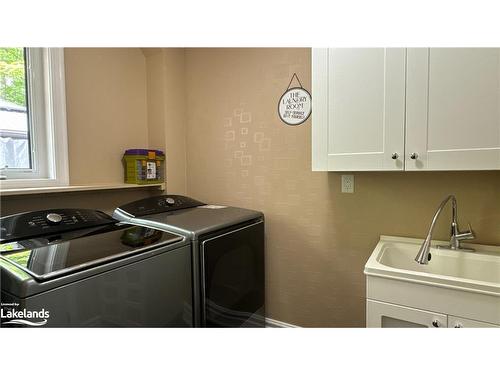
[265,317,300,328]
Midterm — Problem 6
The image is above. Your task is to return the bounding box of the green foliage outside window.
[0,48,27,107]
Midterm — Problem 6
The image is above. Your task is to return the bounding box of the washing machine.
[0,208,193,327]
[113,195,265,328]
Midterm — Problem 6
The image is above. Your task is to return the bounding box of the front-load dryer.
[0,208,193,327]
[113,195,265,328]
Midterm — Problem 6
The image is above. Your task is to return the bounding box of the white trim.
[311,48,328,171]
[0,183,166,196]
[45,48,69,186]
[265,317,300,328]
[3,48,47,180]
[1,48,69,188]
[27,48,48,179]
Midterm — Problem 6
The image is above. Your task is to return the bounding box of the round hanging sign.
[278,77,312,126]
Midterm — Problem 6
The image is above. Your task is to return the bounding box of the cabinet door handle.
[410,152,418,160]
[454,323,463,328]
[391,153,399,160]
[432,319,440,327]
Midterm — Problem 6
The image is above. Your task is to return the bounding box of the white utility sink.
[365,236,500,296]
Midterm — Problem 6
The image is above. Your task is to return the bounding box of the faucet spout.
[415,195,475,265]
[415,195,456,265]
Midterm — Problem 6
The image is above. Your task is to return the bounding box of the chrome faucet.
[415,195,475,265]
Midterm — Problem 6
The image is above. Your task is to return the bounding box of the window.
[0,48,68,188]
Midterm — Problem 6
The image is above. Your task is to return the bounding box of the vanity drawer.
[448,315,500,328]
[367,299,447,328]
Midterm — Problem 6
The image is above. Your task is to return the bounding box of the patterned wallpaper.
[184,48,500,327]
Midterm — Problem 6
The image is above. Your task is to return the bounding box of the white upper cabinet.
[406,48,500,170]
[313,48,500,171]
[312,48,406,171]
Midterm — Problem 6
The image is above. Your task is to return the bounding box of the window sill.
[0,183,165,197]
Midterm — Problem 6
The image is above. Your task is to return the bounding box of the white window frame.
[0,48,69,189]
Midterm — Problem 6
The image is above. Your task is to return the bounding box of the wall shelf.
[0,183,165,197]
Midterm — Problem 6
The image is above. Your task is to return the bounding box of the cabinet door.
[406,48,500,170]
[448,315,500,328]
[312,48,406,171]
[366,299,447,328]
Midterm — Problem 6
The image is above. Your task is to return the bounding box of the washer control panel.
[0,209,116,243]
[116,195,205,217]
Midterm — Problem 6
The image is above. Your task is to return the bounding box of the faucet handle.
[465,222,474,236]
[456,222,475,241]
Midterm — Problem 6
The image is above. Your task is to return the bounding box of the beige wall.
[0,188,158,217]
[144,48,187,195]
[65,48,149,185]
[144,48,166,152]
[184,48,500,327]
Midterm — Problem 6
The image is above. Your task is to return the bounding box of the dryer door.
[200,221,265,327]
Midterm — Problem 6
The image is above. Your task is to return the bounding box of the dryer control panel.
[116,195,205,217]
[0,209,116,243]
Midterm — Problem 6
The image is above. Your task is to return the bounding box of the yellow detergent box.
[122,149,165,184]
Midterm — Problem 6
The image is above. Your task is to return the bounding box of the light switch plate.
[341,175,354,193]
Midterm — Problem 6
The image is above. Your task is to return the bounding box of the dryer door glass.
[201,221,265,327]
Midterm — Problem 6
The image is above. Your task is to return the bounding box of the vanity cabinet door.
[312,48,406,171]
[366,299,447,328]
[448,315,500,328]
[406,48,500,171]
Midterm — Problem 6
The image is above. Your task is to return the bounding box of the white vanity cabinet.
[312,48,500,171]
[364,236,500,328]
[367,300,447,328]
[367,299,500,328]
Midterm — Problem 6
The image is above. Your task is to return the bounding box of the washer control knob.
[46,213,63,225]
[165,197,175,206]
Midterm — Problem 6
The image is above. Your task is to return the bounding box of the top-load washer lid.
[0,209,183,281]
[113,195,264,239]
[114,194,205,218]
